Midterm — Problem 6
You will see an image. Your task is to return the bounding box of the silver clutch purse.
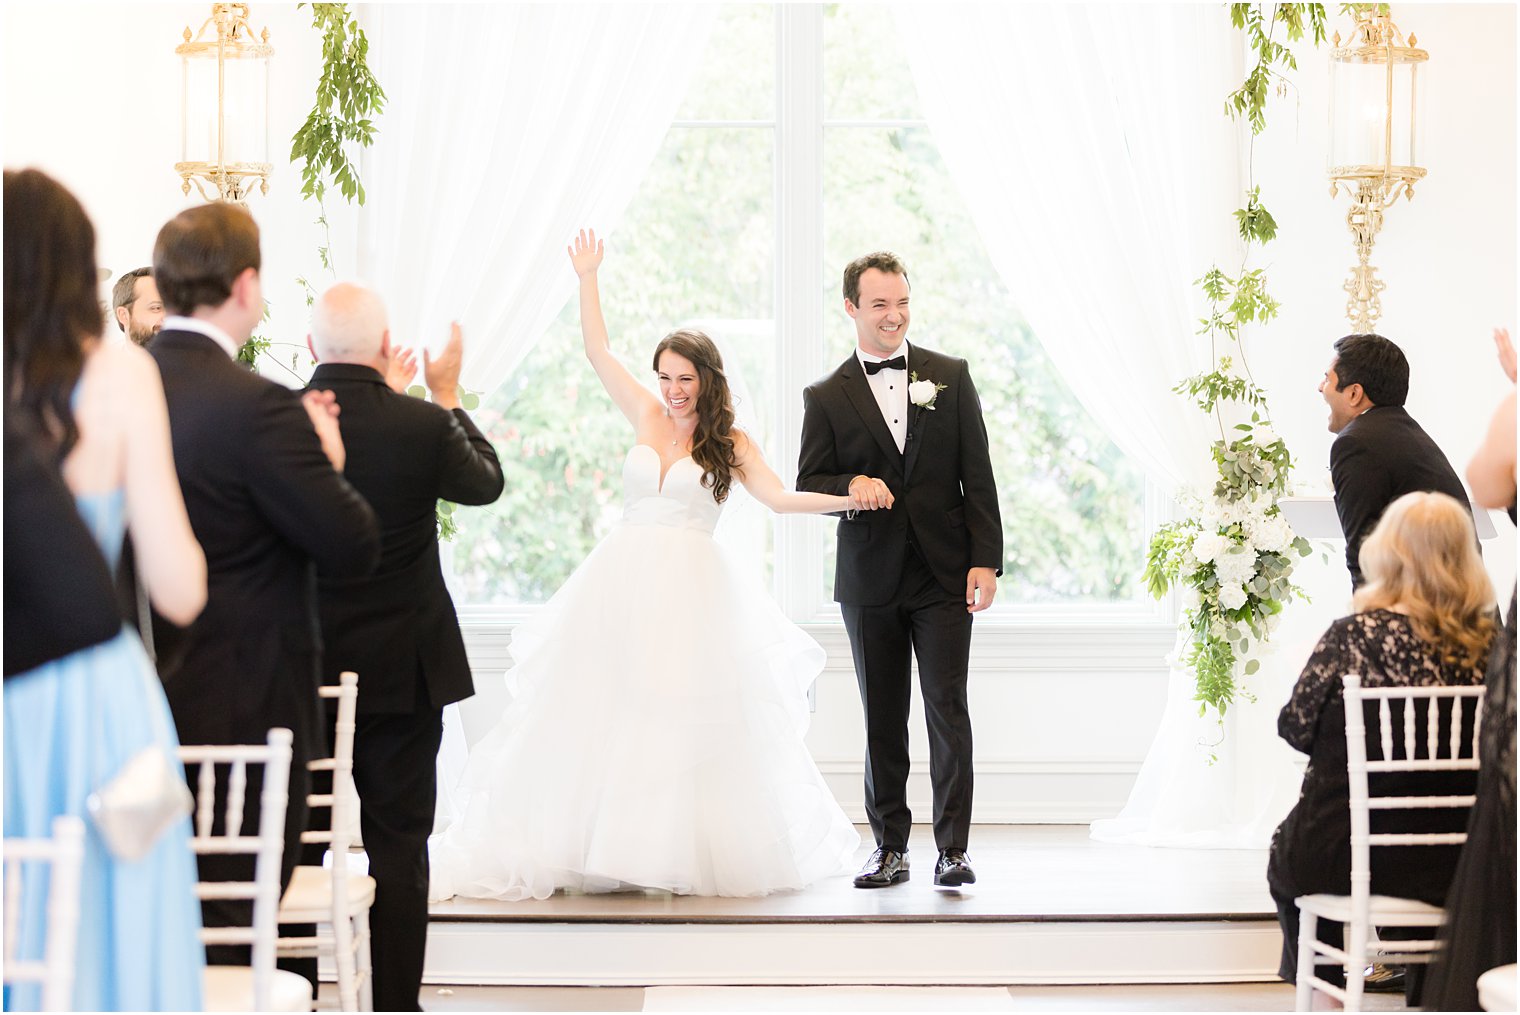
[86,745,193,861]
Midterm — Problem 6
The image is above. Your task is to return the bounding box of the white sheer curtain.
[896,3,1304,846]
[895,2,1239,490]
[354,5,715,833]
[359,4,717,391]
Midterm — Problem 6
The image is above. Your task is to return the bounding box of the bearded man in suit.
[798,251,1002,889]
[303,282,503,1011]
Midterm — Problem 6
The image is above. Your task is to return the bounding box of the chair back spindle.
[2,816,87,1012]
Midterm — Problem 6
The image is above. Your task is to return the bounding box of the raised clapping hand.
[386,345,419,394]
[1494,327,1515,384]
[425,323,465,410]
[568,228,605,277]
[301,388,346,472]
[848,475,894,512]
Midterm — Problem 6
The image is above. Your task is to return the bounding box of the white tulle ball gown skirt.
[430,453,859,900]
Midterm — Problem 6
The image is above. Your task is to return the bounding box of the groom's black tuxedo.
[800,343,1001,852]
[800,345,1003,602]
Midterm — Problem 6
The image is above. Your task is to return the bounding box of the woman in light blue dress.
[3,169,209,1011]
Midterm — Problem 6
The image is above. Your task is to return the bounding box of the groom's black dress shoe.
[853,847,909,888]
[934,848,976,887]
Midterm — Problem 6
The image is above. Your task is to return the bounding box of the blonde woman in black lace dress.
[1268,491,1498,1001]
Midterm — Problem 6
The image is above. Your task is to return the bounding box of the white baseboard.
[817,762,1139,824]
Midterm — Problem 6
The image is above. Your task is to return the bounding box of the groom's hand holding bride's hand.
[848,475,894,511]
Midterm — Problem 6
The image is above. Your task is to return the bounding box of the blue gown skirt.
[4,630,205,1011]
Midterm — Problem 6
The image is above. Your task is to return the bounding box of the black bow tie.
[864,356,907,375]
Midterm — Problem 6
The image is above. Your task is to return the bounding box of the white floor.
[325,982,1407,1012]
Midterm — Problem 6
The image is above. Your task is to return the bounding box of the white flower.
[1246,513,1294,554]
[1200,498,1225,529]
[908,379,938,408]
[1192,532,1230,564]
[1214,545,1260,585]
[1253,423,1280,447]
[1218,582,1248,611]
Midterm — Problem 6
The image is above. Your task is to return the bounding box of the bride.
[429,230,876,900]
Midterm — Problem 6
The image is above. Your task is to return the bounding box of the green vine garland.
[1143,4,1345,737]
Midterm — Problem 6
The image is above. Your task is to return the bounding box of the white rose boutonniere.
[908,372,947,410]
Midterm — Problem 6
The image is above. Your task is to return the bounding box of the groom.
[799,252,1003,888]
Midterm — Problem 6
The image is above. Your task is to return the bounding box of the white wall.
[1,3,357,365]
[1252,2,1517,611]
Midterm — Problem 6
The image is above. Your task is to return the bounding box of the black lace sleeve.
[1279,619,1353,754]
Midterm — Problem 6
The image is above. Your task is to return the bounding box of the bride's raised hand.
[568,228,605,277]
[571,227,658,428]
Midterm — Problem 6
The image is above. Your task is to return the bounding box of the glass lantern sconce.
[176,3,273,204]
[1327,7,1427,333]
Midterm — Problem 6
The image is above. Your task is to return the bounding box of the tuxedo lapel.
[839,356,905,473]
[903,345,933,482]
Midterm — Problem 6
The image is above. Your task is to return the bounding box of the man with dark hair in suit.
[303,282,503,1011]
[1319,332,1470,589]
[148,202,381,965]
[799,251,1003,889]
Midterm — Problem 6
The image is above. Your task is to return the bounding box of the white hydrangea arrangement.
[1144,4,1329,732]
[1145,408,1312,719]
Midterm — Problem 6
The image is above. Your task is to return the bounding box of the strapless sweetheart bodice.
[620,444,723,534]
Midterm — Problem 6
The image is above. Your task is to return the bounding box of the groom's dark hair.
[843,252,910,306]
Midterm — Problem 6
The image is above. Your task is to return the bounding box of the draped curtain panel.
[894,2,1244,491]
[896,3,1306,846]
[359,4,718,393]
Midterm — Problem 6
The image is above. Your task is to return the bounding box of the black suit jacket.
[149,329,380,759]
[305,364,504,714]
[799,344,1002,605]
[3,411,122,677]
[1330,404,1471,588]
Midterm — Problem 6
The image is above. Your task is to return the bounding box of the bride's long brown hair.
[652,329,739,504]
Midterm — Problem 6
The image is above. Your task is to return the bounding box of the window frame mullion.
[774,3,827,621]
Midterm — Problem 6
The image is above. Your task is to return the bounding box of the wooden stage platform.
[416,825,1284,987]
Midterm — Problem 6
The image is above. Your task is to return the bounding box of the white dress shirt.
[161,315,241,359]
[856,342,910,453]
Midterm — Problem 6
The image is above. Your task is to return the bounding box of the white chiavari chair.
[180,727,312,1011]
[3,816,86,1012]
[277,672,375,1011]
[1294,673,1485,1012]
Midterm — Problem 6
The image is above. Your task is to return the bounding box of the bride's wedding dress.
[429,444,859,900]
